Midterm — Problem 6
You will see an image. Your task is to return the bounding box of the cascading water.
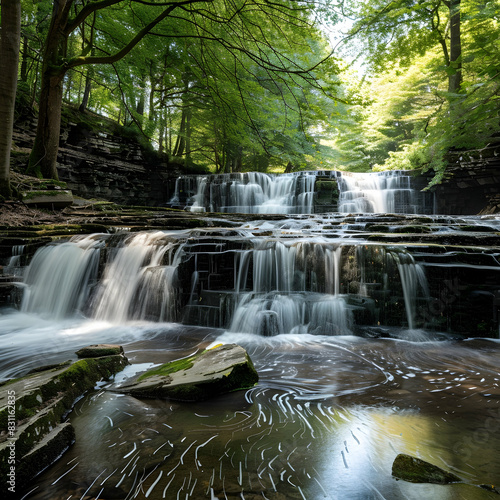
[337,171,434,214]
[19,232,183,323]
[389,251,430,330]
[14,225,432,335]
[169,170,434,215]
[3,209,500,500]
[172,171,324,214]
[91,232,181,322]
[21,235,104,319]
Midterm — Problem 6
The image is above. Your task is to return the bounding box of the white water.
[390,251,430,330]
[171,170,433,214]
[9,222,432,340]
[180,171,321,214]
[92,232,181,322]
[21,235,104,319]
[338,171,431,213]
[229,293,352,336]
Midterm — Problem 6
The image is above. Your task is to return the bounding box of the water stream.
[1,171,500,499]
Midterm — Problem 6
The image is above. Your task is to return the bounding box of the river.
[1,171,500,499]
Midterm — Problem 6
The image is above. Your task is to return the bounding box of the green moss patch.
[138,352,202,381]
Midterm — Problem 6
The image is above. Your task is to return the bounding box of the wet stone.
[75,343,124,358]
[118,344,259,402]
[392,453,462,484]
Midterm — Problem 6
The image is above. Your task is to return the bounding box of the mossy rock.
[120,344,259,402]
[75,344,124,358]
[0,350,129,493]
[392,454,461,484]
[21,190,74,209]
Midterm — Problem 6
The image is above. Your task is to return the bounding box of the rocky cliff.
[12,110,183,206]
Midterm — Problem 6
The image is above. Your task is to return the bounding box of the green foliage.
[332,0,500,184]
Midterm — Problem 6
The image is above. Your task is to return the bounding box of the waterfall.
[4,245,25,275]
[20,232,182,323]
[169,170,433,215]
[228,239,352,336]
[21,235,103,319]
[389,251,430,330]
[171,172,322,214]
[92,232,181,322]
[229,293,352,336]
[337,171,432,214]
[17,219,432,335]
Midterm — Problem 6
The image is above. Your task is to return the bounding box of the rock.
[0,350,128,494]
[21,190,74,209]
[392,454,462,484]
[119,344,258,402]
[75,343,124,358]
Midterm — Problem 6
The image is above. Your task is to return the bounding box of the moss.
[76,345,123,358]
[392,454,461,484]
[16,423,76,491]
[1,224,108,237]
[0,355,128,430]
[22,190,70,200]
[138,352,201,381]
[131,346,259,402]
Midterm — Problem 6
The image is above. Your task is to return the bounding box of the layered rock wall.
[12,116,178,206]
[431,144,500,215]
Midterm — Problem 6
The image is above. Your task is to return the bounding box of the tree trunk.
[0,0,21,198]
[185,107,192,164]
[173,109,186,157]
[27,0,70,180]
[448,0,462,93]
[79,67,92,112]
[27,65,65,179]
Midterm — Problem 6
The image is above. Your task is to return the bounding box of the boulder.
[119,343,258,402]
[75,343,124,358]
[392,454,461,484]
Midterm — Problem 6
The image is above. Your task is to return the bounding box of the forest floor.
[0,200,76,227]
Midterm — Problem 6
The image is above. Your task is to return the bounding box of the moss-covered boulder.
[119,343,258,402]
[392,454,462,484]
[0,348,128,495]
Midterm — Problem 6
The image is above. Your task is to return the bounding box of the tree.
[27,0,339,180]
[332,0,500,181]
[343,0,463,93]
[0,0,21,199]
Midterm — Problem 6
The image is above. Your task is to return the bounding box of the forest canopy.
[0,0,499,196]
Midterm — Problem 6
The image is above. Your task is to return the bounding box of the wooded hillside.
[0,0,499,198]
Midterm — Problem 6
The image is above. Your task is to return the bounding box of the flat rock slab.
[118,344,258,402]
[21,190,74,209]
[76,343,124,358]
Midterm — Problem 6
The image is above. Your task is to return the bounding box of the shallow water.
[2,314,498,500]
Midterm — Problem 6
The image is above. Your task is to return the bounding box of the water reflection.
[7,322,498,500]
